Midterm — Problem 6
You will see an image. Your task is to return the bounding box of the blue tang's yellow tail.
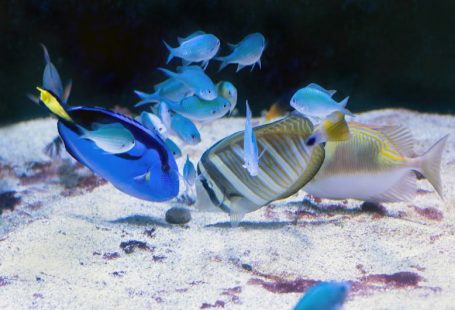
[36,87,73,123]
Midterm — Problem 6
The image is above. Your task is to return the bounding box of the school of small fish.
[31,31,449,308]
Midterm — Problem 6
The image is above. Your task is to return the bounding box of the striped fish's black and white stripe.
[195,114,325,219]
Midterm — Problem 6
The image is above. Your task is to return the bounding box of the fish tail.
[415,134,449,198]
[338,96,349,108]
[163,41,174,64]
[40,43,51,65]
[157,67,176,79]
[36,87,73,122]
[214,56,228,72]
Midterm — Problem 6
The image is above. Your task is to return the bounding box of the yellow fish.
[304,122,448,202]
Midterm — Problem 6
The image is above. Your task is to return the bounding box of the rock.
[165,206,191,224]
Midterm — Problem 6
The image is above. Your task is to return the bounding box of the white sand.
[0,109,454,309]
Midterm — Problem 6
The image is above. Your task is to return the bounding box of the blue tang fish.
[164,31,220,69]
[294,282,350,310]
[36,87,179,202]
[290,85,353,119]
[158,66,217,100]
[215,32,266,72]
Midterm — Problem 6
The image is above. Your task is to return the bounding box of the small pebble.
[165,206,191,224]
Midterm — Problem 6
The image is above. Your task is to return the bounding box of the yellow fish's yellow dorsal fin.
[320,111,350,141]
[36,87,73,123]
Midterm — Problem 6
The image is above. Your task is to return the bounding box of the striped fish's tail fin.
[416,134,449,198]
[36,87,73,123]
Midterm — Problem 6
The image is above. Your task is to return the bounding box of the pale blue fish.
[78,122,135,154]
[164,31,220,69]
[160,101,172,132]
[165,138,182,158]
[215,32,266,72]
[158,66,217,100]
[217,81,238,113]
[290,86,353,119]
[306,83,336,97]
[183,155,197,188]
[140,94,232,122]
[134,78,193,107]
[140,111,167,138]
[169,110,201,145]
[243,101,262,176]
[294,282,350,310]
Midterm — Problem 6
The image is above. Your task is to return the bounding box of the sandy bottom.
[0,109,454,309]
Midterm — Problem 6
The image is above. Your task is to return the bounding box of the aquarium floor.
[0,109,454,309]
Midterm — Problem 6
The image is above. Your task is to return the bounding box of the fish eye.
[207,90,211,94]
[212,110,216,114]
[306,137,316,146]
[223,103,227,107]
[191,134,195,139]
[228,90,232,96]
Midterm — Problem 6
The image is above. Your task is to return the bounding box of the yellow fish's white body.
[304,122,448,203]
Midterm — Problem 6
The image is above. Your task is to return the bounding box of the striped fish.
[304,122,448,202]
[195,113,325,225]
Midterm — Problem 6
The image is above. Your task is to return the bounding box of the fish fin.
[201,60,209,70]
[236,64,245,72]
[373,125,415,156]
[215,57,229,72]
[157,67,176,79]
[329,90,337,96]
[415,134,448,198]
[366,171,416,203]
[229,212,245,228]
[250,63,255,72]
[163,41,174,64]
[177,30,205,44]
[338,96,349,108]
[182,59,192,66]
[134,90,152,100]
[258,59,262,69]
[258,147,267,160]
[227,43,238,50]
[40,43,51,65]
[134,170,151,182]
[36,87,73,122]
[27,93,40,104]
[62,79,72,104]
[260,113,314,136]
[320,111,350,142]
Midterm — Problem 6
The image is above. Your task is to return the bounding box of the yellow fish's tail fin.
[36,87,73,123]
[306,111,350,146]
[416,134,449,198]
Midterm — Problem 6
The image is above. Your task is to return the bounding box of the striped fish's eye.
[306,136,316,146]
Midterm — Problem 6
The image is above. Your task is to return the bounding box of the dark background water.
[0,0,454,125]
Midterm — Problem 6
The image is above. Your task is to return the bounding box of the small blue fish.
[169,110,201,145]
[78,122,136,154]
[134,78,193,107]
[158,66,217,100]
[140,111,167,138]
[36,87,179,202]
[171,95,231,121]
[217,81,238,114]
[183,155,197,188]
[215,33,266,72]
[243,101,262,176]
[165,137,182,158]
[290,85,353,119]
[294,282,350,310]
[164,31,220,69]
